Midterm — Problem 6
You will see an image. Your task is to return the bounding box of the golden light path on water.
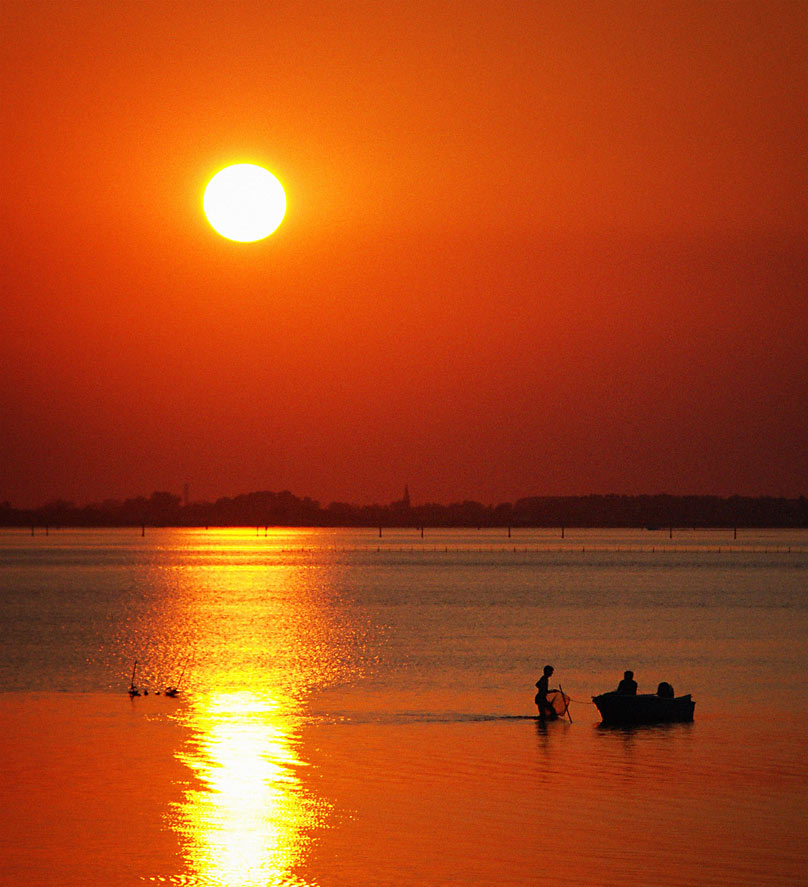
[148,532,357,887]
[172,690,320,887]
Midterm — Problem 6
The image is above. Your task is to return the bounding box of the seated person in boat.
[615,670,638,695]
[534,665,557,720]
[656,681,674,698]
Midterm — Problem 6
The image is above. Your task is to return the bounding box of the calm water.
[1,527,806,886]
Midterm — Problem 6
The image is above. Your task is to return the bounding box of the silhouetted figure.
[656,681,674,698]
[616,670,638,695]
[534,665,557,721]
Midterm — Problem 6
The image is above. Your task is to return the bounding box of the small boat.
[128,659,141,697]
[164,654,190,699]
[593,691,695,725]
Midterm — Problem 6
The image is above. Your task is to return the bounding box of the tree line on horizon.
[0,489,806,528]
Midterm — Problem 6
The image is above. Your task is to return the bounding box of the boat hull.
[593,692,695,725]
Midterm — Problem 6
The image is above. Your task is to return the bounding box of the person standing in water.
[534,664,557,721]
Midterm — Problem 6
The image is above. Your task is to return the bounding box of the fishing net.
[546,690,571,717]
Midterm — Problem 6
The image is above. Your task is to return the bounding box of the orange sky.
[2,1,806,508]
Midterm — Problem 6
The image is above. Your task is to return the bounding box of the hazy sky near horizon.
[2,1,806,508]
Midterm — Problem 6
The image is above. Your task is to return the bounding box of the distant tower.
[391,484,412,514]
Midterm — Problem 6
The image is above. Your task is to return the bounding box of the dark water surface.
[1,528,806,886]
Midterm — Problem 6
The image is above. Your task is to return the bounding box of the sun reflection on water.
[171,690,325,887]
[137,529,374,885]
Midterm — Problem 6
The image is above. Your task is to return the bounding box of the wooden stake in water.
[559,683,573,723]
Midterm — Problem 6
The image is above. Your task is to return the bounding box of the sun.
[203,164,286,242]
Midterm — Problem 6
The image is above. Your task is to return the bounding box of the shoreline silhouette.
[2,490,805,529]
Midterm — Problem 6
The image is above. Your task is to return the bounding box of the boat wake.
[306,711,555,726]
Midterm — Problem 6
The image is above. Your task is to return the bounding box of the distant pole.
[734,526,737,539]
[46,526,49,536]
[420,526,424,538]
[669,526,673,539]
[128,659,139,696]
[141,524,145,537]
[379,525,382,538]
[507,526,511,538]
[561,526,565,539]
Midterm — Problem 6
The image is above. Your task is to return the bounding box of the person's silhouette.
[534,665,557,720]
[616,670,638,695]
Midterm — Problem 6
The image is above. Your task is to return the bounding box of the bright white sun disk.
[203,164,286,242]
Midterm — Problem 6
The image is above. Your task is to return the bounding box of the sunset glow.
[2,1,805,508]
[1,3,806,884]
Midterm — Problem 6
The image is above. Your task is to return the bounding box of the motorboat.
[593,691,695,725]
